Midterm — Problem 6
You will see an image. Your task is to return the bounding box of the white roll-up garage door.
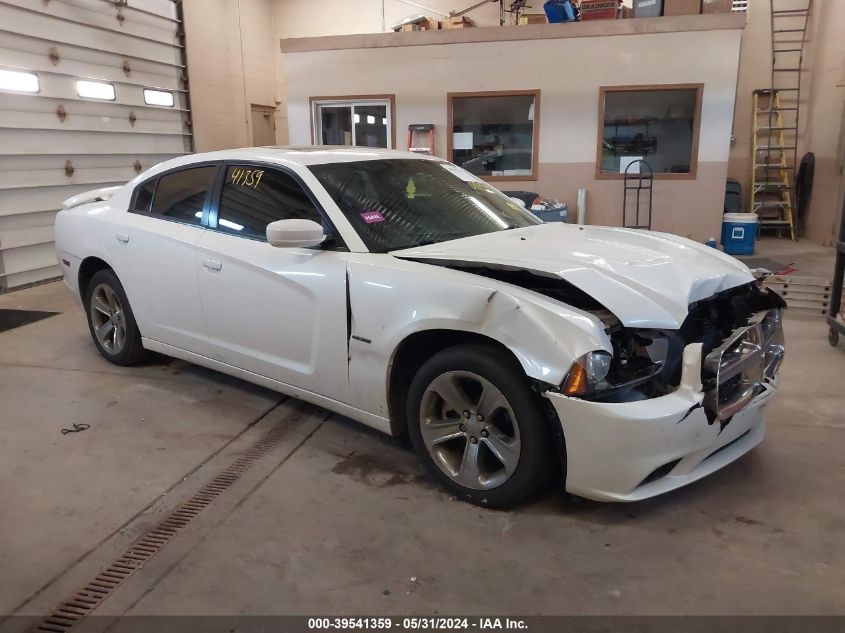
[0,0,192,291]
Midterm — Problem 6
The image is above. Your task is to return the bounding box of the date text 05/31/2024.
[307,618,528,630]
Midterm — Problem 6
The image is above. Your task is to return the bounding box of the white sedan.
[55,147,785,507]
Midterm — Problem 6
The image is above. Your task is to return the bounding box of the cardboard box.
[663,0,701,15]
[518,13,547,24]
[580,0,619,20]
[702,0,732,13]
[395,17,435,31]
[439,15,474,29]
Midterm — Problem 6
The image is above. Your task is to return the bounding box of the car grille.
[702,308,784,420]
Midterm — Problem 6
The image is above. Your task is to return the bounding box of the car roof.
[152,146,438,171]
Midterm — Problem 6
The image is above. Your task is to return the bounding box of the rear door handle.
[202,258,222,272]
[115,233,129,243]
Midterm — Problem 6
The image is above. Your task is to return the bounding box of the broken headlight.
[562,332,675,401]
[562,351,612,395]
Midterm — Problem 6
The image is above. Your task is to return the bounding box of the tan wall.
[183,1,750,242]
[182,0,279,152]
[284,29,742,241]
[799,0,845,246]
[728,0,844,246]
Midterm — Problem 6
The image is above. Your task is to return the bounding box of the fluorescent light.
[219,218,244,231]
[143,88,174,107]
[469,197,509,229]
[76,80,115,100]
[0,68,39,93]
[367,115,375,124]
[353,113,360,124]
[382,117,387,126]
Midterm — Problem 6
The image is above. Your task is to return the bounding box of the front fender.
[346,254,612,420]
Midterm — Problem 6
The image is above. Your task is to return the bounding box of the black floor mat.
[0,308,60,333]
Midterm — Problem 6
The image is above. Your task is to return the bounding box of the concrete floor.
[1,242,844,621]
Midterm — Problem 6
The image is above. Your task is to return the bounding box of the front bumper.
[545,341,779,502]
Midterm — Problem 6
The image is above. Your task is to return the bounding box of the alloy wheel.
[90,283,127,355]
[418,370,521,490]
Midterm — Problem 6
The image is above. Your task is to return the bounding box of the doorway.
[250,105,277,146]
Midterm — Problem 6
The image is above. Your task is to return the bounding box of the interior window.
[216,165,324,240]
[132,180,156,213]
[598,85,702,177]
[449,91,538,179]
[151,166,216,225]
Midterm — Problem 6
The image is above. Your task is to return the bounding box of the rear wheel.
[84,269,146,366]
[407,344,554,508]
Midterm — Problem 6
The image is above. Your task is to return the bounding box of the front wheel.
[407,344,555,508]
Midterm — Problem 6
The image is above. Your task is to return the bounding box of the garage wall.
[181,0,278,152]
[728,0,844,246]
[798,0,845,246]
[283,21,744,241]
[181,0,512,152]
[0,0,191,291]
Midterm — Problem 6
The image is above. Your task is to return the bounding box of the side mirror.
[266,219,326,248]
[509,197,527,208]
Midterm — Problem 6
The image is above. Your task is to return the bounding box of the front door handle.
[115,233,129,244]
[202,258,222,272]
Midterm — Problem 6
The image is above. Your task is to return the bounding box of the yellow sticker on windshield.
[406,177,416,199]
[468,181,492,193]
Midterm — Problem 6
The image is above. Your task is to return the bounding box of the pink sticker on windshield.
[360,211,385,224]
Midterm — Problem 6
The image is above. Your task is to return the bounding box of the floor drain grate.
[33,414,293,632]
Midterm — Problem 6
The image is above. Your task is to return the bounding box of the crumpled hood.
[392,223,754,329]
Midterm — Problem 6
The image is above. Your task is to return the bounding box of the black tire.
[83,268,147,366]
[406,344,555,508]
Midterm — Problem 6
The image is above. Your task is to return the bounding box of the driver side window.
[215,165,325,241]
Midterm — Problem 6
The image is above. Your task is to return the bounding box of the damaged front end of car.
[545,280,786,501]
[565,282,786,424]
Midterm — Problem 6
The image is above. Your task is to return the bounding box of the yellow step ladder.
[751,89,796,240]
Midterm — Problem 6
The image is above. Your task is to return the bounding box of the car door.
[116,163,219,355]
[196,162,350,401]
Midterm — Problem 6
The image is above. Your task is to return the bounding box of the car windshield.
[308,159,540,252]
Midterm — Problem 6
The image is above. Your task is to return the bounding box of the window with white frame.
[311,96,394,148]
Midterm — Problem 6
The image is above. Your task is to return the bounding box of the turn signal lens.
[562,351,612,395]
[562,362,587,395]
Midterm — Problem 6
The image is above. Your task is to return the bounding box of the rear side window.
[150,166,217,226]
[215,165,323,240]
[132,180,156,213]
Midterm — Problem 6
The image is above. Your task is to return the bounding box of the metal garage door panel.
[0,224,54,250]
[2,109,189,136]
[1,165,149,190]
[0,154,178,171]
[0,90,189,120]
[0,4,182,66]
[0,0,190,290]
[2,0,179,45]
[0,30,184,76]
[0,241,59,277]
[0,210,56,231]
[0,46,183,91]
[0,128,189,155]
[0,183,124,216]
